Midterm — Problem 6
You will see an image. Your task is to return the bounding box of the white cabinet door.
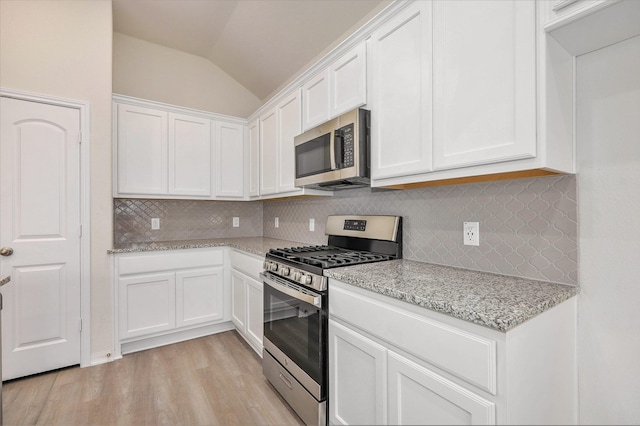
[302,42,367,131]
[248,118,260,197]
[215,121,245,198]
[231,270,247,331]
[330,41,367,118]
[116,104,168,195]
[168,112,211,196]
[370,2,433,180]
[245,275,264,351]
[302,70,330,130]
[277,89,302,193]
[329,319,387,426]
[387,352,495,425]
[175,267,224,328]
[119,272,176,340]
[259,107,278,195]
[432,0,536,170]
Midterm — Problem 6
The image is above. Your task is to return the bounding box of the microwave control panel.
[338,123,355,167]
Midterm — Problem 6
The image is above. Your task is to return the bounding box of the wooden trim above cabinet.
[381,169,563,190]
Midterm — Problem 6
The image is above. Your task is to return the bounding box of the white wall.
[577,35,640,424]
[0,1,114,362]
[113,33,262,118]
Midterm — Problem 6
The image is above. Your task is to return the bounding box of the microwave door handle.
[329,131,337,171]
[260,273,322,308]
[334,130,343,168]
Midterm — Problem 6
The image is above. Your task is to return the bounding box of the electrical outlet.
[151,218,160,230]
[309,218,315,232]
[233,217,240,228]
[463,222,479,246]
[275,217,279,228]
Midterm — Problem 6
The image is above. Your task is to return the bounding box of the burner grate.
[268,246,392,269]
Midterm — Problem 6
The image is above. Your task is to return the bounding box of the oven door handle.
[260,273,322,309]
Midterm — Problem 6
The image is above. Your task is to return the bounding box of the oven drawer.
[329,283,497,395]
[264,351,326,426]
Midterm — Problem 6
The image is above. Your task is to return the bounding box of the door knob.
[0,247,14,256]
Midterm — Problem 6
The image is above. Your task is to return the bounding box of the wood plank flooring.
[2,331,305,425]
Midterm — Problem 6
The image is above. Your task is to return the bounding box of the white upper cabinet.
[214,121,245,198]
[369,0,575,188]
[277,89,302,193]
[330,41,367,118]
[168,112,212,196]
[116,103,168,195]
[259,106,278,196]
[544,0,640,56]
[302,41,367,131]
[259,89,329,199]
[370,2,433,180]
[114,96,247,200]
[432,0,536,170]
[248,118,260,197]
[302,71,330,131]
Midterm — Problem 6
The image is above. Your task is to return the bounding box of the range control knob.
[303,275,313,285]
[281,267,290,276]
[269,263,279,272]
[293,271,301,281]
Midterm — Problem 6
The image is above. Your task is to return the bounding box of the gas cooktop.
[268,245,393,269]
[262,215,403,292]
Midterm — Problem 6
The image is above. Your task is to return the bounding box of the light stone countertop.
[108,236,308,257]
[323,259,579,332]
[109,239,579,332]
[0,275,10,286]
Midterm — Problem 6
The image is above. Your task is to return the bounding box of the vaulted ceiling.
[112,0,385,100]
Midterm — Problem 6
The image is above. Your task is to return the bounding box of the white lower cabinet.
[329,279,577,425]
[329,320,387,425]
[387,351,495,425]
[175,267,224,328]
[230,249,264,356]
[329,319,494,426]
[119,272,176,339]
[115,248,232,354]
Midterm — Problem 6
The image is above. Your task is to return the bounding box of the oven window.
[295,133,332,178]
[263,281,326,387]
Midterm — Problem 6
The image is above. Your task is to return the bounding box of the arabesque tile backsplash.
[114,199,263,243]
[114,175,577,285]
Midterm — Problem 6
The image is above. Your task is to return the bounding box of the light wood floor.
[2,331,305,425]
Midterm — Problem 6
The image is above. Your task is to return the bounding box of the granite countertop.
[0,275,10,286]
[324,259,579,332]
[108,236,308,257]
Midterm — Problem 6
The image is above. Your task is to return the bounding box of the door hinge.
[79,319,82,332]
[79,224,83,238]
[77,131,82,144]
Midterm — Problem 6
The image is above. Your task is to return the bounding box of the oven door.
[261,272,327,400]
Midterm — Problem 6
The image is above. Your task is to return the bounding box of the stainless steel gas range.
[260,215,403,425]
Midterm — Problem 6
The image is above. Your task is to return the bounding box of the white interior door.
[0,96,82,380]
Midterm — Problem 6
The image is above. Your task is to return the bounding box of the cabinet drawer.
[330,284,497,394]
[230,249,263,279]
[118,248,224,275]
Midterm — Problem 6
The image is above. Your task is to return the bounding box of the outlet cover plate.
[233,217,240,228]
[464,222,479,246]
[151,218,160,230]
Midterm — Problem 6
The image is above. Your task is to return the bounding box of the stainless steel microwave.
[294,108,370,190]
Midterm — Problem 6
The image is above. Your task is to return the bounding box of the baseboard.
[120,321,236,355]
